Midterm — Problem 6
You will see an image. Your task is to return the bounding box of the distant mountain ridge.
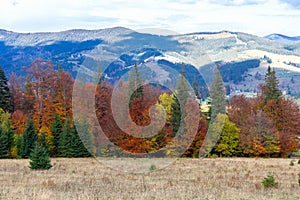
[265,33,300,42]
[1,27,300,98]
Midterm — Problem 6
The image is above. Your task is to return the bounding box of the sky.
[0,0,300,36]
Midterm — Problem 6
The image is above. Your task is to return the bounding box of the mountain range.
[264,34,300,43]
[1,27,300,98]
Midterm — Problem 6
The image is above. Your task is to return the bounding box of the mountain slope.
[0,27,300,97]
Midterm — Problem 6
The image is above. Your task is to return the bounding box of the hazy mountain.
[1,27,300,98]
[265,33,300,43]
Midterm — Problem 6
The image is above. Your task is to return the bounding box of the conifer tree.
[38,132,48,152]
[0,127,10,158]
[263,66,281,102]
[29,143,52,170]
[127,70,135,103]
[0,66,13,113]
[58,118,72,157]
[71,124,91,157]
[210,65,226,121]
[50,113,63,156]
[171,64,191,134]
[21,119,37,158]
[192,74,201,100]
[0,108,14,158]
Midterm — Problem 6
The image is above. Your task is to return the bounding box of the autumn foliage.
[0,60,300,158]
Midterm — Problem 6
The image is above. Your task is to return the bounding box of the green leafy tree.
[29,143,52,170]
[21,119,37,158]
[262,66,281,103]
[215,114,241,157]
[210,65,226,121]
[50,113,63,156]
[0,66,13,113]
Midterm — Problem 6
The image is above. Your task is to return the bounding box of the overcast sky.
[0,0,299,36]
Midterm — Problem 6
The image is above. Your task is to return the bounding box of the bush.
[290,160,295,166]
[149,164,157,171]
[262,174,278,188]
[298,159,300,164]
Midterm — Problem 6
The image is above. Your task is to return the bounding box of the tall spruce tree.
[50,113,63,156]
[131,63,144,100]
[171,64,191,134]
[21,119,37,158]
[71,124,91,157]
[0,127,12,158]
[210,65,226,121]
[192,74,201,100]
[0,66,13,113]
[58,118,73,157]
[0,108,14,158]
[263,66,281,102]
[127,70,135,103]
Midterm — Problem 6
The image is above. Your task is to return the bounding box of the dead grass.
[0,158,300,199]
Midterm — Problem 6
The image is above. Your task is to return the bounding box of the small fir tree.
[29,143,52,170]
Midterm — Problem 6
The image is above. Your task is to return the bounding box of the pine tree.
[192,74,201,100]
[50,113,63,156]
[0,66,13,113]
[38,132,48,152]
[133,63,143,100]
[29,143,52,170]
[263,66,281,102]
[210,65,226,121]
[127,70,135,103]
[57,118,72,157]
[171,64,191,134]
[0,127,10,158]
[21,119,37,158]
[0,108,14,158]
[71,124,91,157]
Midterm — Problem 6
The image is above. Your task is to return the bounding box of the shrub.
[262,174,278,188]
[298,159,300,164]
[298,173,300,187]
[290,160,295,166]
[149,164,157,171]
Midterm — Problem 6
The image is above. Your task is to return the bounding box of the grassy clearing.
[0,158,300,199]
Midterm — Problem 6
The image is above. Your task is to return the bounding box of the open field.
[0,158,300,200]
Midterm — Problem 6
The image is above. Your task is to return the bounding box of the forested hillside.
[1,59,300,160]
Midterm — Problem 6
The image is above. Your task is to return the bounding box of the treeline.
[0,59,90,158]
[0,59,300,159]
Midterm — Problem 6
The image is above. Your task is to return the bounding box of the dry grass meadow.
[1,158,300,199]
